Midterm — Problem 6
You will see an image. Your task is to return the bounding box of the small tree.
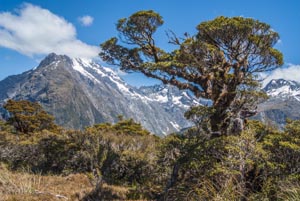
[100,11,283,136]
[4,99,57,134]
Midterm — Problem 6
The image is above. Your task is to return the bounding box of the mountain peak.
[264,79,300,99]
[38,53,72,68]
[264,79,300,92]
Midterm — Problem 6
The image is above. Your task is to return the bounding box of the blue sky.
[0,0,299,86]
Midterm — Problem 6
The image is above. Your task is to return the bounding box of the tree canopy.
[100,11,283,135]
[4,99,57,134]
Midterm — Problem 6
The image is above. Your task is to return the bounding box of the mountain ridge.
[0,53,199,135]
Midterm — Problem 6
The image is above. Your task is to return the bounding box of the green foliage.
[4,99,58,134]
[1,99,300,200]
[0,120,13,132]
[86,120,158,187]
[184,105,215,134]
[160,124,297,200]
[197,16,283,68]
[0,117,159,200]
[262,120,300,177]
[88,118,151,136]
[113,118,151,136]
[116,10,163,47]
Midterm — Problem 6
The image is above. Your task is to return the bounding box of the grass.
[0,165,42,196]
[0,164,93,201]
[0,164,142,201]
[278,180,300,201]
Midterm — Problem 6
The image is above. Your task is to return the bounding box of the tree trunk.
[165,163,180,192]
[210,82,238,136]
[210,108,229,136]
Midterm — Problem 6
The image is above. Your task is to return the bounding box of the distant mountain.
[0,53,201,135]
[264,79,300,99]
[255,79,300,128]
[139,85,209,130]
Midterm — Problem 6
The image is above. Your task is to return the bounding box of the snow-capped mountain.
[264,79,300,100]
[140,85,209,109]
[0,53,198,135]
[139,85,210,130]
[255,78,300,128]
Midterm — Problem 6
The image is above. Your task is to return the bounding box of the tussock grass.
[0,165,42,195]
[278,181,300,201]
[186,178,243,201]
[0,164,93,201]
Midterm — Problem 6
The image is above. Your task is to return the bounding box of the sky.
[0,0,299,86]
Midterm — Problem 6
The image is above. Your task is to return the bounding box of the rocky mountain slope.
[0,53,201,135]
[255,79,300,128]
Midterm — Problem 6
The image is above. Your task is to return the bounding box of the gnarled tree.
[100,11,283,136]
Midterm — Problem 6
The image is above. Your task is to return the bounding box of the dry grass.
[0,165,142,201]
[176,177,244,201]
[83,182,131,201]
[278,180,300,201]
[0,165,93,201]
[0,166,42,195]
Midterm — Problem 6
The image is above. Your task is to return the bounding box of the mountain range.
[0,53,204,136]
[0,53,299,135]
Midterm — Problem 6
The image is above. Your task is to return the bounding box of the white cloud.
[262,64,300,86]
[78,15,94,26]
[0,3,99,59]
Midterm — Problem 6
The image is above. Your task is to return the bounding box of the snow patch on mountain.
[264,79,300,101]
[254,78,300,130]
[72,58,101,83]
[139,84,204,109]
[170,121,181,130]
[155,94,168,103]
[72,58,193,104]
[72,58,148,100]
